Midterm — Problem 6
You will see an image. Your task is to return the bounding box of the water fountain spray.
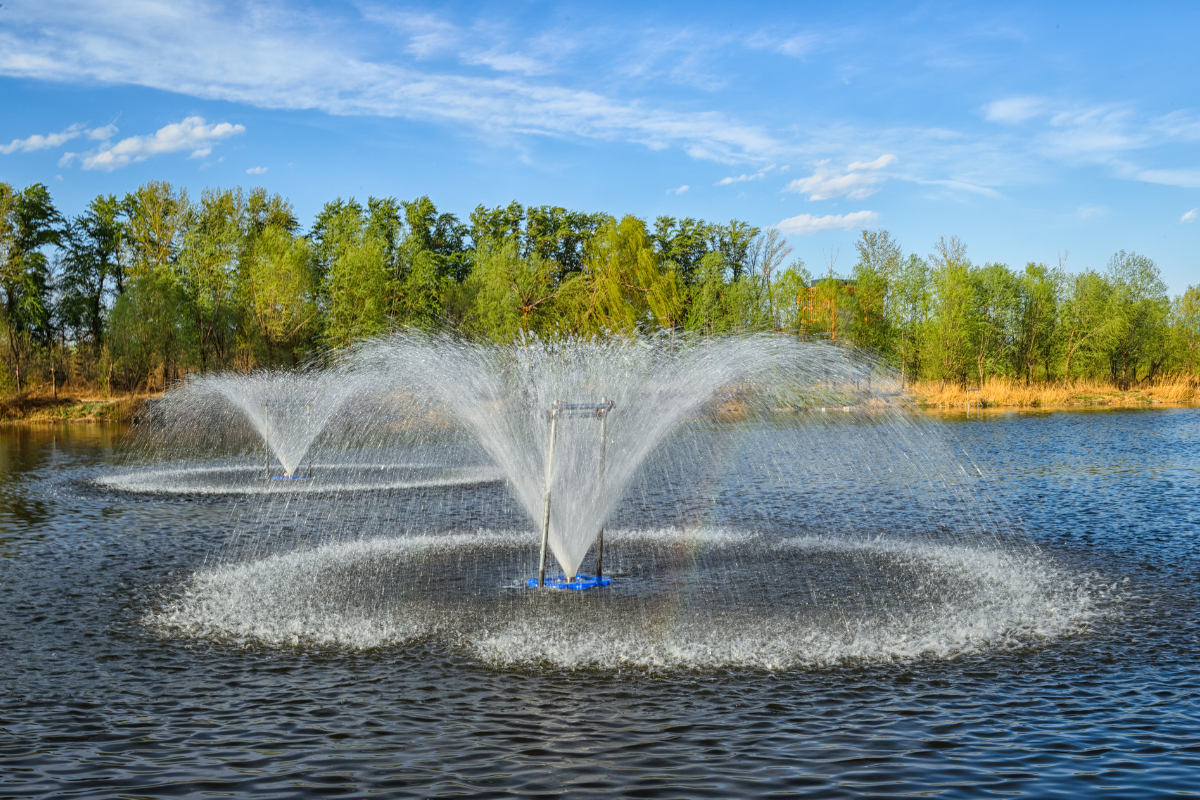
[535,399,614,589]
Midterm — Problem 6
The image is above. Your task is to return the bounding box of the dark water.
[1,408,1198,798]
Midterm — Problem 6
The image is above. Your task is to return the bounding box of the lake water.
[1,408,1197,798]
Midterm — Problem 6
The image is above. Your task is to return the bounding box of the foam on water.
[146,529,1111,670]
[99,462,503,495]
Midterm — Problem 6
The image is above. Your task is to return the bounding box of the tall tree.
[926,236,974,388]
[1058,269,1116,378]
[970,262,1020,384]
[0,183,62,390]
[1016,262,1058,383]
[851,229,902,352]
[122,181,188,280]
[1104,251,1170,386]
[58,194,125,353]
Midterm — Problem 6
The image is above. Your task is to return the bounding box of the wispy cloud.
[0,122,115,155]
[667,184,688,194]
[1182,209,1198,223]
[716,164,782,185]
[1136,169,1200,189]
[983,97,1045,124]
[246,166,268,175]
[59,117,244,171]
[0,1,774,164]
[983,96,1200,189]
[1077,204,1109,220]
[775,210,879,235]
[785,155,896,200]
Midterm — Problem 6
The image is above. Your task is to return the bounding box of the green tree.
[59,195,125,353]
[569,216,683,335]
[244,227,318,362]
[122,181,188,281]
[177,187,242,370]
[652,216,713,284]
[1172,285,1200,375]
[851,229,902,352]
[1016,262,1058,383]
[466,238,559,340]
[1058,269,1116,378]
[926,236,974,388]
[969,262,1020,384]
[1104,251,1170,386]
[107,271,195,391]
[0,182,62,390]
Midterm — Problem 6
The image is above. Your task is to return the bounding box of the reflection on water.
[0,411,1198,797]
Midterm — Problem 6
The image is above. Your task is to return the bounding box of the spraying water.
[133,333,1107,669]
[359,333,887,581]
[158,367,360,477]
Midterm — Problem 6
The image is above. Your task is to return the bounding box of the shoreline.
[0,392,157,424]
[2,382,1196,425]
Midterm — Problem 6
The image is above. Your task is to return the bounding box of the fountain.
[139,333,1102,669]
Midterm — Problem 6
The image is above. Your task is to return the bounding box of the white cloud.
[246,166,269,175]
[716,164,777,185]
[784,155,896,200]
[1077,204,1109,220]
[775,210,879,235]
[1,123,117,155]
[667,184,688,194]
[60,117,245,171]
[1136,168,1200,189]
[0,123,83,154]
[0,2,774,164]
[847,154,896,171]
[1182,209,1198,223]
[984,97,1045,124]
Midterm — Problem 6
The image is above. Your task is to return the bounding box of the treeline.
[0,180,1197,394]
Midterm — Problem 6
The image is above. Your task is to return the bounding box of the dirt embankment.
[0,389,157,424]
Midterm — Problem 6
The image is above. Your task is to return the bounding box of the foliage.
[1,180,1197,398]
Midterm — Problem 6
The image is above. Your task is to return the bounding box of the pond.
[0,408,1197,798]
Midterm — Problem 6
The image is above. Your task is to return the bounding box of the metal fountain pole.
[537,402,560,588]
[595,399,609,579]
[264,402,270,478]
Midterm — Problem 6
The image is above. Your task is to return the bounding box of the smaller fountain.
[530,399,614,590]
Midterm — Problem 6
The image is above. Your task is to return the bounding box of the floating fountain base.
[271,475,310,481]
[528,574,612,590]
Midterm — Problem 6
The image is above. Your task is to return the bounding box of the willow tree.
[244,227,317,363]
[566,215,684,336]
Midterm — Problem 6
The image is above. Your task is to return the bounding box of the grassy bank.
[907,375,1198,410]
[0,388,155,423]
[2,374,1196,424]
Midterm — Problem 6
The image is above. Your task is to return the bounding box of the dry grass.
[0,387,158,423]
[908,375,1199,410]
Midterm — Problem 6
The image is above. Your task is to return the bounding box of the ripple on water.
[145,529,1113,671]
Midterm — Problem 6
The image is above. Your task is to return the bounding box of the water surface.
[1,409,1197,798]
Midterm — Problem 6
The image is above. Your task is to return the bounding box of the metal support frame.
[537,398,614,587]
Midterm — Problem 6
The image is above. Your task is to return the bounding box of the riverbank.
[907,375,1198,410]
[2,375,1196,423]
[0,389,155,423]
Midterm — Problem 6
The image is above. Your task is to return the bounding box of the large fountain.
[137,333,1100,669]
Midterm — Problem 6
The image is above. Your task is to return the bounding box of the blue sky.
[1,1,1198,292]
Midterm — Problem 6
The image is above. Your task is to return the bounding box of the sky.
[1,0,1198,292]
